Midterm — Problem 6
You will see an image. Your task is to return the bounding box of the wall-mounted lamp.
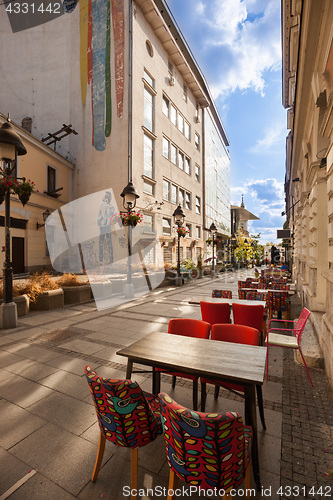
[292,177,300,182]
[37,209,51,230]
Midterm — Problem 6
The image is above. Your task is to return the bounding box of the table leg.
[126,359,133,379]
[244,384,261,491]
[152,368,161,395]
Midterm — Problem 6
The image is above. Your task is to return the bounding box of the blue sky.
[166,0,287,244]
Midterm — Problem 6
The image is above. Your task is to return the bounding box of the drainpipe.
[128,0,133,182]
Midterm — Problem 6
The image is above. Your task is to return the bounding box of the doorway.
[12,237,25,274]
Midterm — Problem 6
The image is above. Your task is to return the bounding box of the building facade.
[282,0,333,386]
[0,0,230,270]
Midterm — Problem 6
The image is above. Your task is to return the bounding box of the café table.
[186,296,267,306]
[117,331,267,491]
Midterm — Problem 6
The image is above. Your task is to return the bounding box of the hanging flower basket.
[12,179,38,207]
[0,176,16,205]
[110,211,143,227]
[176,226,189,238]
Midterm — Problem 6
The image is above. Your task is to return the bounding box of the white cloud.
[249,122,286,153]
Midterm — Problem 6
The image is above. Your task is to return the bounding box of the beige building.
[282,0,333,386]
[0,114,74,273]
[0,0,230,270]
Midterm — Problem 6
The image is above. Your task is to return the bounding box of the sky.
[166,0,287,245]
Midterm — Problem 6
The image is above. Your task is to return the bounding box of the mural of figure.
[97,191,115,263]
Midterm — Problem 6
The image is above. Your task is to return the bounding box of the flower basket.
[110,212,143,227]
[12,179,38,206]
[176,226,189,238]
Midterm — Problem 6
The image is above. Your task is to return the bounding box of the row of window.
[162,178,201,214]
[162,95,191,140]
[162,217,201,238]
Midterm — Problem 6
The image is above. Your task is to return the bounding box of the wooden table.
[117,331,267,490]
[186,296,267,306]
[242,288,294,295]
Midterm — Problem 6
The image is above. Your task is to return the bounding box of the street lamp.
[36,209,51,230]
[120,181,140,298]
[0,120,27,328]
[209,222,217,275]
[173,204,185,286]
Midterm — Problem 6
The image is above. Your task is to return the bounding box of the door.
[12,237,25,274]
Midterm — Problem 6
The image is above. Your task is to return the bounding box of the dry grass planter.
[56,273,91,305]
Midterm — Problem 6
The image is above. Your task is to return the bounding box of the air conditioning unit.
[169,76,175,86]
[195,115,201,124]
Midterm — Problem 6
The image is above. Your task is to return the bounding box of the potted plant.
[0,176,16,204]
[20,271,64,310]
[13,178,38,206]
[56,273,91,305]
[111,211,143,227]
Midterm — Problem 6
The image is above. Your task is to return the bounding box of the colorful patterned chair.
[238,280,247,289]
[259,277,268,289]
[266,307,313,385]
[266,290,290,321]
[238,289,247,300]
[245,290,258,300]
[158,393,252,498]
[157,318,211,410]
[212,289,232,298]
[85,366,162,492]
[200,323,266,430]
[270,283,290,290]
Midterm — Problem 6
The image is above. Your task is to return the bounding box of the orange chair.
[200,301,231,325]
[232,302,266,345]
[200,324,266,430]
[156,318,210,410]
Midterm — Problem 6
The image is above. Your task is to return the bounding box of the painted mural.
[63,0,124,151]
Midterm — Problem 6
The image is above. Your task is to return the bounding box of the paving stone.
[4,359,59,381]
[38,370,91,399]
[0,447,35,493]
[0,372,53,408]
[8,472,77,500]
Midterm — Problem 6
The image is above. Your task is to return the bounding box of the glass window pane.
[186,224,191,237]
[178,151,184,170]
[195,164,200,181]
[163,137,169,159]
[163,217,171,235]
[185,156,190,175]
[179,189,184,207]
[144,70,154,88]
[178,114,184,134]
[196,196,201,214]
[144,88,153,132]
[196,226,201,239]
[170,143,177,164]
[170,105,177,125]
[163,179,170,200]
[185,121,190,140]
[162,95,169,117]
[195,133,200,150]
[144,134,153,178]
[143,214,153,232]
[186,192,191,210]
[144,181,154,195]
[171,184,177,204]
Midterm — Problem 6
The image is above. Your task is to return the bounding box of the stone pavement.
[0,269,332,499]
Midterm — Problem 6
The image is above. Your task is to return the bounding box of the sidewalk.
[0,269,332,499]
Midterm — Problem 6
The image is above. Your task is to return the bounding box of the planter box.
[30,288,64,311]
[62,284,91,305]
[0,294,29,317]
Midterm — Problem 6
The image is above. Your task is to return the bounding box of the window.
[184,121,190,140]
[178,114,184,134]
[183,84,187,102]
[144,134,153,178]
[162,217,171,235]
[186,247,192,259]
[143,214,153,232]
[178,151,184,171]
[144,87,154,132]
[195,196,201,214]
[146,40,153,57]
[185,192,191,210]
[143,180,154,195]
[143,70,154,88]
[170,143,177,165]
[186,223,192,237]
[47,165,56,195]
[170,104,177,126]
[185,156,191,175]
[168,60,173,75]
[163,179,170,201]
[171,184,177,204]
[162,95,169,117]
[163,137,169,159]
[195,164,200,182]
[179,188,185,207]
[196,226,201,239]
[195,133,200,150]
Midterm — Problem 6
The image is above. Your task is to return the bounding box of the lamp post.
[36,209,51,230]
[173,204,185,286]
[0,120,27,329]
[120,181,139,298]
[209,222,217,276]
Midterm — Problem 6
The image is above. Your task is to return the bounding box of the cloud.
[249,122,286,153]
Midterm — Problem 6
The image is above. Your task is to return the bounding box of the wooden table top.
[186,296,267,306]
[117,331,267,386]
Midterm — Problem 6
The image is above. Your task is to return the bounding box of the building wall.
[282,0,333,387]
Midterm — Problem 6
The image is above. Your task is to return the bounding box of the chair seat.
[267,332,298,348]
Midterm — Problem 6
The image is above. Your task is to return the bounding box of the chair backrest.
[232,302,265,333]
[294,307,311,340]
[168,318,211,339]
[85,365,161,448]
[200,301,231,325]
[238,280,247,289]
[259,277,267,288]
[238,289,247,300]
[211,323,260,346]
[270,283,289,290]
[266,291,289,311]
[212,289,232,299]
[158,393,251,491]
[245,290,258,300]
[255,291,267,301]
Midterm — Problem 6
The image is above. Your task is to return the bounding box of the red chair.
[158,393,252,498]
[266,307,313,385]
[200,324,266,429]
[232,302,266,345]
[200,301,231,325]
[157,318,210,410]
[212,289,232,298]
